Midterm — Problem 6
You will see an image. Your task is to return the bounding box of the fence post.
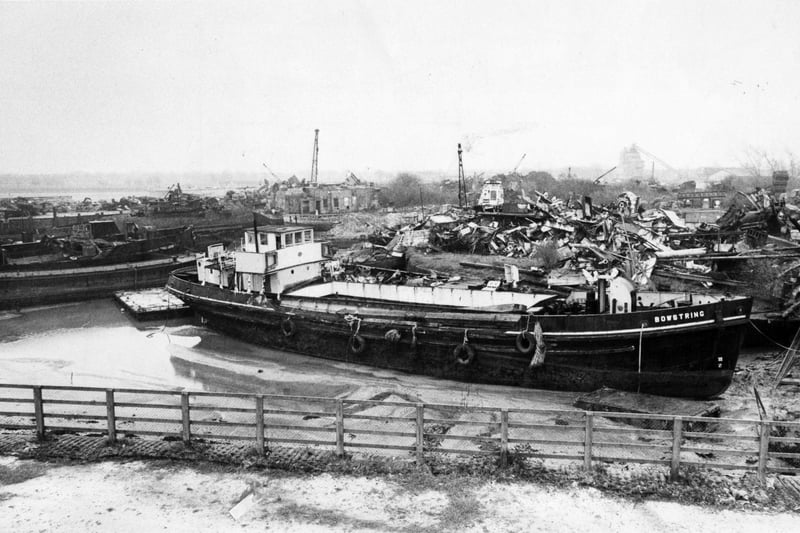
[105,389,117,445]
[335,399,345,457]
[181,392,191,443]
[670,416,682,481]
[415,403,425,466]
[758,420,771,482]
[500,408,509,468]
[33,386,45,440]
[255,395,265,455]
[584,412,593,471]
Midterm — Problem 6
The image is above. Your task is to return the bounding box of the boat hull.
[167,272,751,399]
[0,256,196,309]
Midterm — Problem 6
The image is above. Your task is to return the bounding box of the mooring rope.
[343,314,362,336]
[747,319,796,352]
[638,323,645,372]
[637,322,645,393]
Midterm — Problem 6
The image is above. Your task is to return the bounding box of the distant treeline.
[379,171,677,208]
[0,173,265,192]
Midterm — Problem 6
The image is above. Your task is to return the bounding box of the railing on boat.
[0,383,797,481]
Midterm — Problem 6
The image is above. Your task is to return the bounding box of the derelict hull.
[167,272,751,399]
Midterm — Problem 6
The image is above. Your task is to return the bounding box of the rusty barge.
[0,222,195,309]
[166,226,752,399]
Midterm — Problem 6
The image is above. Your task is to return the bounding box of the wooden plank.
[43,413,109,421]
[758,421,771,482]
[341,429,416,438]
[416,403,424,466]
[264,425,333,433]
[335,400,344,457]
[113,402,181,410]
[255,396,265,455]
[181,392,191,443]
[500,409,509,468]
[105,390,116,444]
[584,413,593,470]
[114,416,181,424]
[506,438,584,446]
[344,443,416,452]
[671,417,682,481]
[33,386,44,440]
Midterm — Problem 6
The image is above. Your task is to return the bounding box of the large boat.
[166,226,752,399]
[0,221,196,309]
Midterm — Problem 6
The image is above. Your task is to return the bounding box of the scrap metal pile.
[422,191,730,290]
[366,190,800,316]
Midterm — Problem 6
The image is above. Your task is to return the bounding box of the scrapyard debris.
[361,187,798,311]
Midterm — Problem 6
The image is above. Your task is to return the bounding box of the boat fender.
[281,318,296,337]
[454,344,475,366]
[349,334,367,355]
[528,321,546,368]
[384,329,402,343]
[515,332,536,355]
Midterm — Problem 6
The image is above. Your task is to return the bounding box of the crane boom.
[593,166,617,184]
[262,162,279,180]
[512,153,526,175]
[632,144,677,174]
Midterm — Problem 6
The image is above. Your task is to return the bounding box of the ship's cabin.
[242,226,316,253]
[197,226,331,295]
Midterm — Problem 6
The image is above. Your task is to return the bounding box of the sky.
[1,0,799,177]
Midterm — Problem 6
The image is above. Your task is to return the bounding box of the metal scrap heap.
[385,189,800,317]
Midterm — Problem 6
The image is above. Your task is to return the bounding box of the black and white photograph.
[1,1,800,531]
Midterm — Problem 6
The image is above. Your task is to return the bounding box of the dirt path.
[1,457,797,533]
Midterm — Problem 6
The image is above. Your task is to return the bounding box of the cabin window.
[285,233,294,246]
[259,233,268,245]
[323,198,328,208]
[333,198,339,209]
[295,231,303,244]
[303,230,312,242]
[245,232,253,244]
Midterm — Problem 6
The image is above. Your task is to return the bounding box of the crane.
[310,129,320,185]
[631,144,678,175]
[593,166,617,184]
[262,162,279,181]
[512,153,526,175]
[457,143,467,208]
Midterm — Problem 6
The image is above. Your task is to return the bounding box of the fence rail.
[1,383,798,481]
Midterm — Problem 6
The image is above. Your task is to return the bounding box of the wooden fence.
[1,384,799,481]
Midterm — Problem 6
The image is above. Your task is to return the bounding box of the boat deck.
[115,288,191,320]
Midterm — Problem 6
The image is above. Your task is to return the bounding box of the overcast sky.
[1,0,799,176]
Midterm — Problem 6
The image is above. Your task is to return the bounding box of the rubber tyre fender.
[280,318,296,338]
[515,332,536,355]
[454,343,476,366]
[349,334,367,355]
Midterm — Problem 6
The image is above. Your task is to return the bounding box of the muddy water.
[0,298,577,409]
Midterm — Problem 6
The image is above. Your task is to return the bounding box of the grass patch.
[0,461,50,486]
[436,489,482,531]
[270,501,392,531]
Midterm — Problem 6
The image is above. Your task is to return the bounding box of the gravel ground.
[0,457,798,533]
